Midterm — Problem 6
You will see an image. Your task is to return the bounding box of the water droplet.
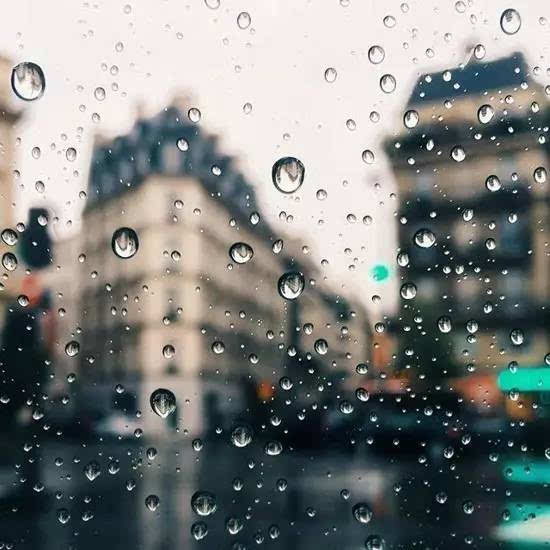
[176,137,189,152]
[368,45,385,64]
[500,8,521,35]
[485,175,501,192]
[314,338,328,355]
[65,340,80,357]
[396,250,409,266]
[229,242,254,264]
[226,517,244,535]
[66,147,77,162]
[94,86,106,101]
[510,328,524,346]
[352,502,373,524]
[477,104,494,124]
[466,320,479,334]
[264,440,283,456]
[191,491,217,516]
[11,62,45,101]
[112,227,139,259]
[413,228,436,248]
[188,107,201,123]
[204,0,220,8]
[362,149,375,164]
[2,252,17,271]
[278,271,305,300]
[150,388,177,418]
[272,239,283,254]
[272,157,305,194]
[324,67,337,83]
[83,460,101,481]
[279,376,293,390]
[450,145,466,162]
[191,521,208,540]
[462,500,474,514]
[145,494,160,511]
[379,74,396,93]
[339,400,354,414]
[403,110,419,128]
[1,229,17,246]
[400,282,417,299]
[237,11,251,29]
[231,424,253,448]
[473,44,486,60]
[211,340,225,354]
[57,508,71,524]
[162,344,175,359]
[365,534,386,550]
[534,166,547,184]
[437,316,452,334]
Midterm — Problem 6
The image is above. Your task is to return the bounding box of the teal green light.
[498,367,550,392]
[371,264,390,282]
[502,461,550,484]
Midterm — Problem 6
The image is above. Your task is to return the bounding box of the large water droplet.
[352,502,373,524]
[403,109,419,129]
[11,62,45,101]
[510,328,524,346]
[485,175,501,192]
[145,494,160,511]
[229,242,254,264]
[533,166,547,184]
[413,228,436,248]
[237,11,251,29]
[191,521,208,540]
[191,491,217,516]
[65,340,80,357]
[230,424,253,448]
[83,460,101,481]
[379,74,396,93]
[278,272,305,300]
[1,228,18,246]
[2,252,18,271]
[368,45,385,64]
[272,157,305,194]
[400,282,417,300]
[150,388,177,418]
[450,145,466,162]
[112,227,139,259]
[500,8,521,35]
[437,316,452,333]
[264,440,283,456]
[477,104,494,124]
[365,534,386,550]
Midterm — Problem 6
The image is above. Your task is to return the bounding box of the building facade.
[51,104,370,437]
[386,52,550,416]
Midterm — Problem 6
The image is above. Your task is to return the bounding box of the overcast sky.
[1,0,549,315]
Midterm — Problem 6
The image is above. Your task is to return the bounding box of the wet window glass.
[1,2,550,549]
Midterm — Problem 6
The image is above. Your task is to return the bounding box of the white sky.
[2,0,550,316]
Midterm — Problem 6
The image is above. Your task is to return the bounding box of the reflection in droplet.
[150,388,177,418]
[413,228,436,248]
[403,110,419,129]
[500,8,521,35]
[379,74,396,93]
[112,227,139,259]
[11,62,45,101]
[272,157,305,194]
[437,316,452,334]
[477,104,494,124]
[191,491,217,516]
[229,242,254,264]
[368,45,385,64]
[278,272,305,300]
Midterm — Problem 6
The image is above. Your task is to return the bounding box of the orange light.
[257,381,274,401]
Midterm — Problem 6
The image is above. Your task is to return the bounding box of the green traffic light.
[371,264,390,282]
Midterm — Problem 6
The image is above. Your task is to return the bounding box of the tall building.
[385,52,550,415]
[51,103,370,437]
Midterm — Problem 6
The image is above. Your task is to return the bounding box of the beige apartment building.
[49,104,370,437]
[386,51,550,413]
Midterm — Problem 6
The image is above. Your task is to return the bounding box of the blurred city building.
[385,52,550,418]
[50,102,370,438]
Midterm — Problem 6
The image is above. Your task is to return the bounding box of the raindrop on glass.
[500,8,521,35]
[191,491,217,516]
[11,62,45,101]
[229,242,254,264]
[150,388,177,418]
[278,271,305,300]
[112,227,139,259]
[272,157,305,194]
[413,228,436,248]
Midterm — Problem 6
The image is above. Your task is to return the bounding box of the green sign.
[498,367,550,392]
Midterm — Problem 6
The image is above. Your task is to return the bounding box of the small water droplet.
[145,494,160,511]
[437,316,452,333]
[83,460,101,481]
[324,67,337,83]
[94,86,106,101]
